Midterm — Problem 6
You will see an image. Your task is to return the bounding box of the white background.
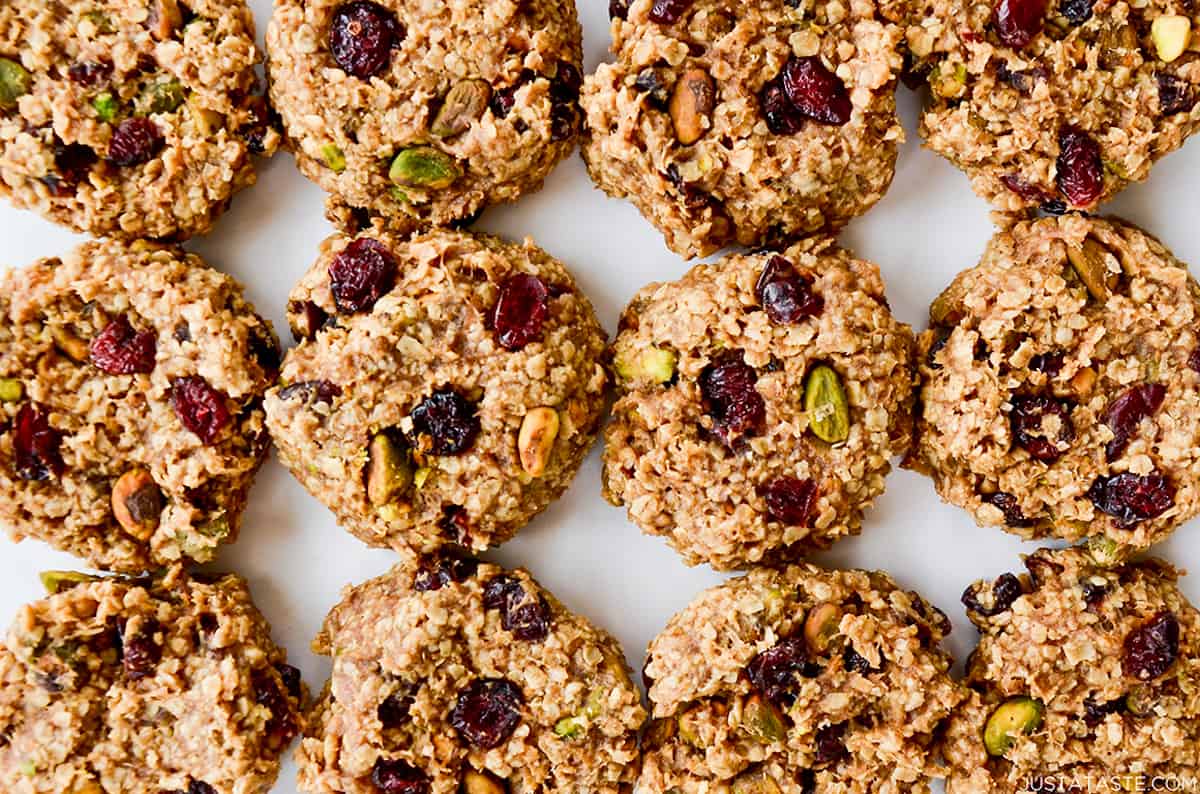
[2,1,1199,791]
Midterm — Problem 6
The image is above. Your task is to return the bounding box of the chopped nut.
[366,431,413,505]
[1086,534,1123,567]
[614,345,677,384]
[1152,15,1192,63]
[804,364,850,444]
[803,602,842,654]
[93,92,120,123]
[730,768,784,794]
[984,696,1043,756]
[461,770,506,794]
[322,143,347,173]
[39,570,99,595]
[930,62,967,99]
[930,278,968,327]
[147,0,183,40]
[389,146,461,189]
[51,326,89,363]
[669,68,716,145]
[1125,684,1156,716]
[643,716,677,748]
[111,469,164,540]
[432,79,491,138]
[1066,237,1119,303]
[0,378,23,402]
[136,79,185,116]
[1069,366,1097,397]
[0,57,31,111]
[741,694,785,743]
[518,407,559,477]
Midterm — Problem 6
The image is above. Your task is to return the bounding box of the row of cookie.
[3,543,1196,792]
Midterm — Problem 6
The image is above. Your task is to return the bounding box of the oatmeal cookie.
[0,239,279,573]
[265,0,583,228]
[908,215,1200,553]
[295,556,646,794]
[638,564,964,793]
[580,0,907,260]
[908,0,1200,214]
[0,0,278,240]
[264,228,607,557]
[603,238,915,570]
[0,566,303,794]
[943,546,1200,792]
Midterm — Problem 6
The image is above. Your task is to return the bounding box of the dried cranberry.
[288,298,328,338]
[755,255,824,324]
[842,645,878,674]
[1023,554,1064,589]
[550,62,582,103]
[699,350,765,447]
[1040,198,1068,215]
[108,117,164,167]
[814,723,848,766]
[1122,611,1179,681]
[449,678,524,748]
[492,273,549,350]
[370,758,430,794]
[253,668,298,744]
[330,1,403,79]
[1081,579,1109,607]
[1001,174,1053,205]
[994,0,1046,49]
[490,70,533,119]
[760,477,819,527]
[409,388,479,455]
[278,380,342,404]
[378,689,414,728]
[759,78,805,135]
[634,69,670,109]
[1157,73,1197,117]
[170,376,231,444]
[1056,127,1104,207]
[89,316,157,374]
[44,143,98,197]
[122,619,161,680]
[248,328,281,375]
[1088,472,1176,526]
[995,62,1045,94]
[609,0,629,18]
[67,60,112,86]
[13,403,63,481]
[780,56,852,126]
[1103,383,1166,461]
[279,664,303,698]
[664,163,712,212]
[981,491,1037,527]
[439,505,470,542]
[329,238,397,314]
[746,636,810,706]
[1059,0,1094,24]
[1028,351,1065,377]
[1190,345,1200,374]
[961,573,1023,617]
[1082,697,1123,727]
[482,575,552,642]
[189,783,217,794]
[648,0,694,24]
[1010,395,1074,462]
[413,553,478,591]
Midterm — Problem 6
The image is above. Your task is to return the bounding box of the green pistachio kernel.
[984,696,1044,756]
[92,92,120,122]
[388,146,461,190]
[0,57,32,111]
[804,364,850,444]
[0,378,24,402]
[322,143,346,173]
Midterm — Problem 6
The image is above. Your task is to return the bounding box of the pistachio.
[804,364,850,444]
[432,79,491,138]
[1152,15,1192,63]
[322,143,346,173]
[92,92,120,123]
[554,715,587,739]
[929,62,967,99]
[413,465,433,489]
[614,345,677,384]
[930,278,968,327]
[111,469,164,540]
[983,696,1043,756]
[677,705,706,747]
[1100,23,1139,70]
[0,57,31,111]
[1086,534,1123,567]
[669,67,716,145]
[643,716,678,748]
[84,10,117,34]
[51,326,89,363]
[730,768,783,794]
[389,145,461,189]
[366,431,413,506]
[518,407,559,477]
[39,570,99,595]
[741,694,786,743]
[461,770,506,794]
[136,79,185,115]
[0,378,23,402]
[198,514,229,539]
[804,602,842,655]
[147,0,183,41]
[1066,237,1119,303]
[1125,684,1156,716]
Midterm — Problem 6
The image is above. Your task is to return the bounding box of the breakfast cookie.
[943,546,1200,792]
[580,0,907,259]
[0,239,279,573]
[0,0,278,240]
[639,564,964,793]
[907,0,1200,214]
[265,0,583,228]
[908,215,1200,553]
[295,556,646,794]
[603,238,915,570]
[0,566,303,794]
[264,228,607,557]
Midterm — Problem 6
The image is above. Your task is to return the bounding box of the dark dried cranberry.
[609,0,629,18]
[551,62,582,103]
[189,783,217,794]
[330,1,403,79]
[409,388,479,455]
[279,664,303,698]
[378,689,414,728]
[781,56,851,126]
[1103,383,1166,462]
[1029,350,1065,377]
[814,723,848,766]
[842,645,877,674]
[1059,0,1094,24]
[699,351,765,447]
[122,618,161,680]
[981,491,1037,527]
[449,678,524,748]
[995,62,1046,94]
[648,0,694,24]
[1158,73,1197,116]
[1190,345,1200,374]
[664,163,712,212]
[1056,127,1104,207]
[413,553,478,591]
[44,143,98,197]
[1010,395,1074,462]
[439,504,470,542]
[13,403,63,481]
[170,376,230,444]
[329,238,397,314]
[755,255,824,324]
[760,78,805,135]
[1082,697,1123,727]
[1000,173,1052,205]
[634,69,670,108]
[253,668,298,744]
[67,60,112,86]
[549,102,578,141]
[173,323,191,343]
[962,572,1024,617]
[1040,198,1068,215]
[482,575,552,641]
[248,329,281,375]
[370,757,430,794]
[492,273,549,350]
[799,770,817,794]
[89,316,156,374]
[1088,472,1176,526]
[278,380,342,404]
[760,476,818,527]
[108,117,163,167]
[1023,553,1064,589]
[994,0,1046,49]
[490,70,534,119]
[746,636,809,706]
[1122,611,1179,681]
[1080,579,1109,607]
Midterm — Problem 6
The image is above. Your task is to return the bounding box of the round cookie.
[0,239,279,572]
[603,238,915,570]
[294,556,646,793]
[639,564,964,793]
[264,228,608,557]
[908,215,1200,553]
[0,566,303,794]
[943,546,1200,792]
[580,0,907,259]
[0,0,278,240]
[907,0,1200,214]
[265,0,583,227]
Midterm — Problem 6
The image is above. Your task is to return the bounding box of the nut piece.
[804,364,850,444]
[1069,366,1097,398]
[614,345,677,384]
[1086,534,1124,567]
[39,570,99,595]
[741,694,785,743]
[136,79,185,115]
[1066,237,1119,303]
[1124,684,1156,716]
[93,92,120,123]
[730,768,784,794]
[983,696,1044,756]
[111,469,164,540]
[0,57,31,110]
[432,79,491,138]
[462,770,506,794]
[51,326,89,363]
[147,0,183,40]
[366,431,413,506]
[929,62,967,99]
[322,143,347,173]
[804,602,842,654]
[1152,15,1192,63]
[518,407,560,477]
[669,68,716,145]
[0,378,23,402]
[389,146,462,189]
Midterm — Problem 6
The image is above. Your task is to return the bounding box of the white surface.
[2,2,1199,791]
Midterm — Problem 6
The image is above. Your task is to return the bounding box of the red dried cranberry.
[994,0,1046,49]
[842,645,878,674]
[253,668,298,745]
[67,60,113,86]
[330,1,403,79]
[449,678,524,748]
[409,388,479,455]
[1088,472,1176,526]
[550,62,582,103]
[278,664,303,698]
[439,504,470,543]
[609,0,629,18]
[648,0,694,24]
[108,117,164,167]
[981,491,1037,527]
[489,71,534,119]
[122,618,161,680]
[90,316,157,374]
[1082,697,1123,727]
[413,553,478,591]
[278,380,342,405]
[1056,127,1103,207]
[1190,345,1200,374]
[1010,395,1074,462]
[170,376,231,444]
[699,350,765,447]
[492,273,549,350]
[755,256,824,324]
[1122,611,1179,681]
[760,78,805,135]
[1000,173,1053,205]
[370,758,430,794]
[329,238,397,314]
[1157,73,1197,116]
[781,56,852,126]
[290,300,330,342]
[814,723,848,766]
[1103,383,1166,462]
[482,575,552,641]
[746,636,811,706]
[961,573,1023,616]
[13,403,63,481]
[1028,351,1065,377]
[378,689,414,728]
[43,142,98,197]
[1059,0,1094,24]
[760,476,819,527]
